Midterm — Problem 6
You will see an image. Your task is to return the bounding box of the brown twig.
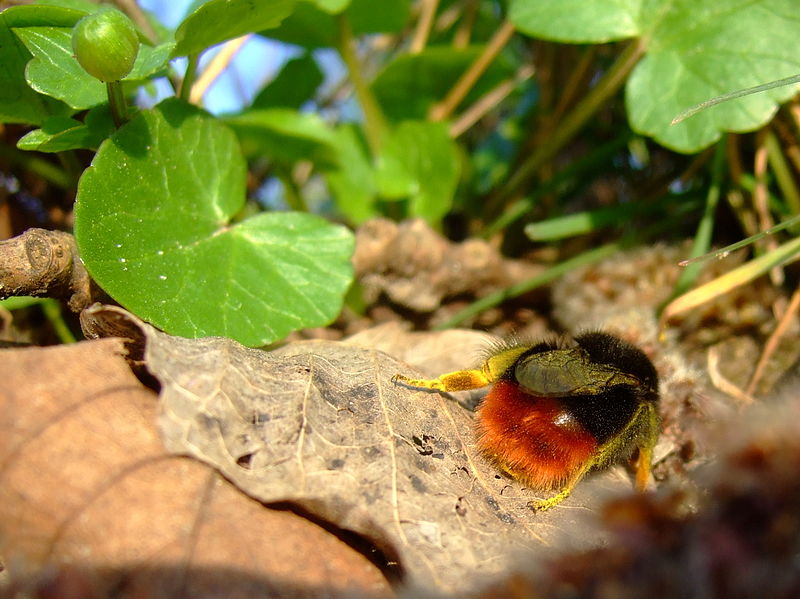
[190,35,252,105]
[428,19,516,121]
[410,0,439,54]
[745,284,800,397]
[0,229,97,312]
[753,128,783,285]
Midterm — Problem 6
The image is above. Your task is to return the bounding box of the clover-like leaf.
[266,0,410,49]
[325,124,378,224]
[376,121,461,222]
[509,0,800,153]
[17,115,97,152]
[13,21,172,111]
[74,99,354,347]
[173,0,297,58]
[225,108,339,168]
[0,12,70,125]
[250,53,323,110]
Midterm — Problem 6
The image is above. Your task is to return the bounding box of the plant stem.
[765,129,800,215]
[106,81,129,128]
[435,242,622,330]
[489,39,647,213]
[41,299,77,344]
[336,14,387,156]
[437,205,697,330]
[180,53,200,102]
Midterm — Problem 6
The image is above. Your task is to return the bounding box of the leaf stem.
[106,81,129,128]
[489,39,647,212]
[336,14,387,156]
[180,53,200,102]
[277,167,307,212]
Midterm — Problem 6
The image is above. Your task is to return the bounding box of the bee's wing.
[514,348,642,397]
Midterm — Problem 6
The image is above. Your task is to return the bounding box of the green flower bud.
[72,9,139,82]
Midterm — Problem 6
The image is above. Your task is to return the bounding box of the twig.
[410,0,439,54]
[745,284,800,396]
[488,39,647,212]
[429,19,516,121]
[707,345,755,405]
[113,0,160,45]
[753,128,783,284]
[189,35,252,105]
[450,64,535,138]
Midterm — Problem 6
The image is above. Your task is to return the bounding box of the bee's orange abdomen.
[476,379,597,490]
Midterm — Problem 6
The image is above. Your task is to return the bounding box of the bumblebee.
[392,332,660,511]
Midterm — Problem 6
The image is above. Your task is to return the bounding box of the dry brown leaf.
[0,339,392,598]
[103,311,634,594]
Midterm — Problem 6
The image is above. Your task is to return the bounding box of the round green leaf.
[224,108,339,168]
[509,0,800,153]
[509,0,640,43]
[74,99,354,346]
[627,0,800,152]
[266,0,410,49]
[376,121,461,222]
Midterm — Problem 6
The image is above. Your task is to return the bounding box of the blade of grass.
[660,235,800,329]
[483,132,631,237]
[438,202,699,330]
[679,214,800,266]
[489,39,647,212]
[672,73,800,125]
[658,139,725,311]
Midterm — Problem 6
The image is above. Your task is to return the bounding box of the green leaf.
[250,53,323,110]
[14,21,173,111]
[225,108,339,169]
[324,124,377,224]
[372,45,514,121]
[627,0,800,152]
[173,0,297,58]
[18,116,94,152]
[266,0,410,48]
[17,104,114,152]
[74,99,354,346]
[510,0,800,153]
[0,14,69,125]
[310,0,351,12]
[509,0,640,43]
[376,121,460,222]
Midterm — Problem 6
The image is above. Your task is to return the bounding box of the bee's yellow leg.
[391,369,491,392]
[635,444,653,491]
[528,463,590,512]
[392,345,530,393]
